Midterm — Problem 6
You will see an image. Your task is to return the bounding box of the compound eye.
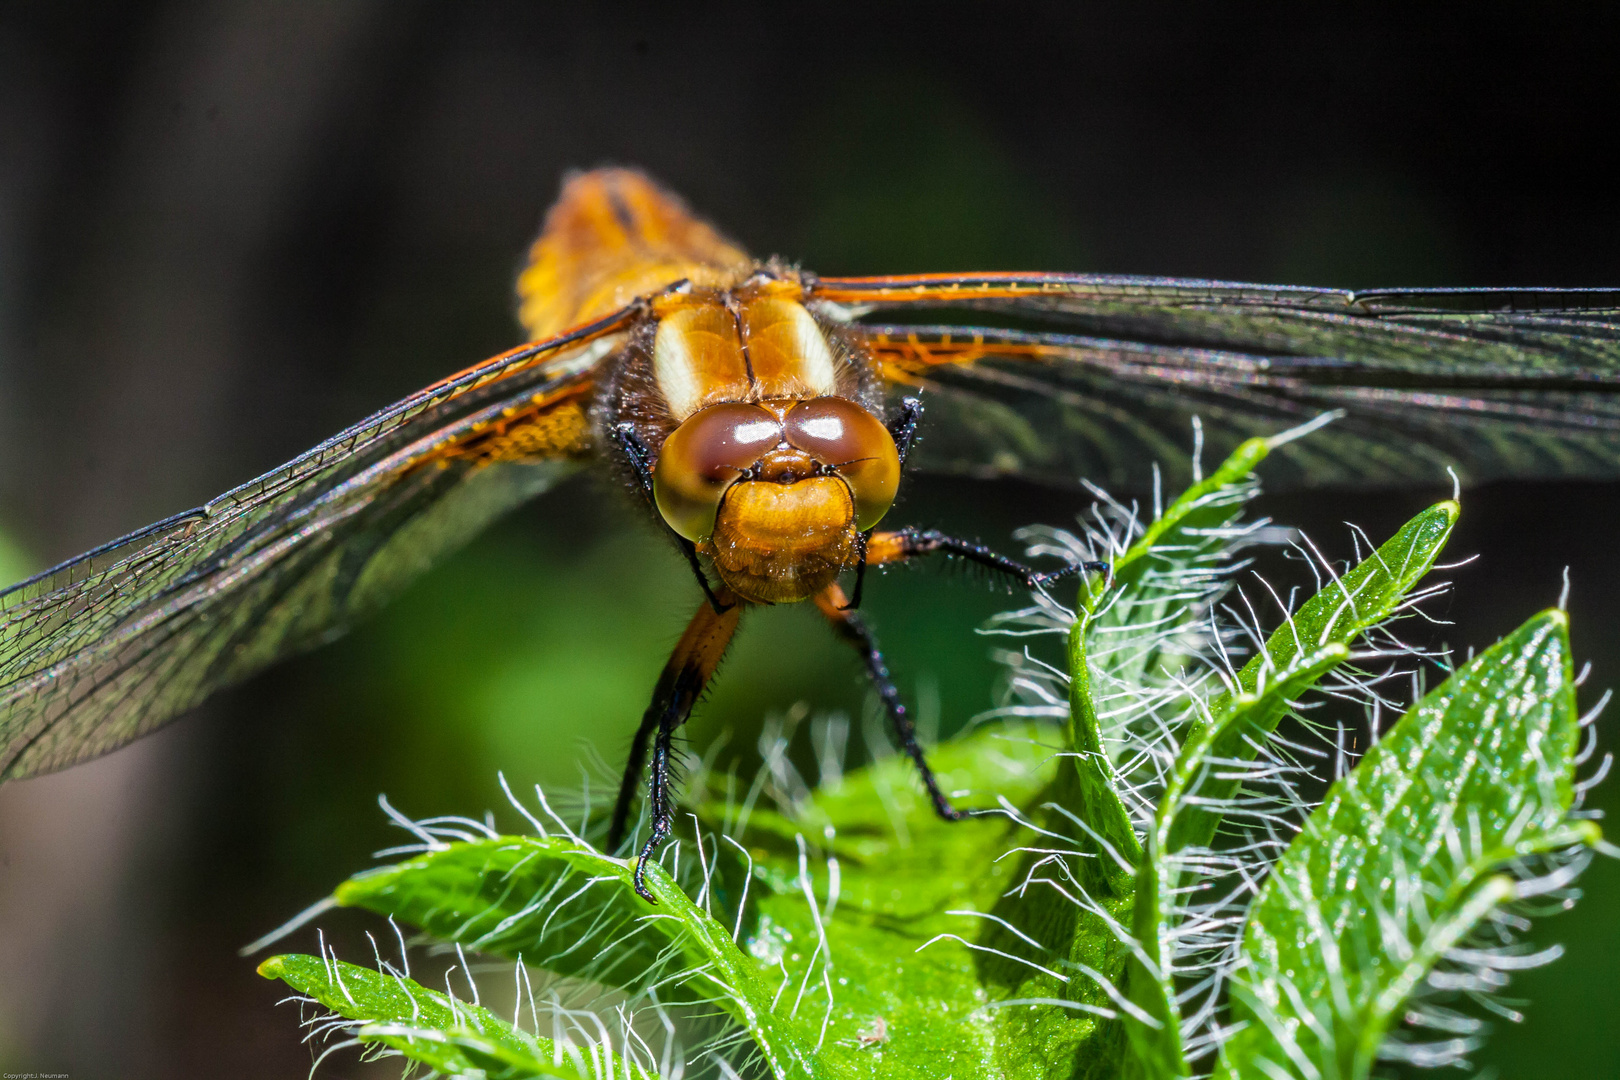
[785,397,900,530]
[653,402,782,542]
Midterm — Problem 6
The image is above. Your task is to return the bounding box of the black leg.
[887,397,923,466]
[840,530,871,611]
[633,704,682,902]
[679,538,732,615]
[814,584,965,823]
[611,421,657,495]
[608,707,659,851]
[874,527,1110,590]
[610,592,742,903]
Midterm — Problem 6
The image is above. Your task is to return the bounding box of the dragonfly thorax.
[651,289,839,420]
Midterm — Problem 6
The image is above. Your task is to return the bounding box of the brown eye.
[785,397,900,530]
[653,402,782,542]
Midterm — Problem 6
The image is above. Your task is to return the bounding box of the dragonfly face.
[608,280,904,604]
[653,392,901,603]
[6,166,1620,901]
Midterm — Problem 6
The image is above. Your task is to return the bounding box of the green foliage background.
[3,41,1619,1076]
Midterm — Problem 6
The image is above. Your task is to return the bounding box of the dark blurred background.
[1,3,1618,1077]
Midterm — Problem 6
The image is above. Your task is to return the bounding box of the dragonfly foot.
[632,840,662,905]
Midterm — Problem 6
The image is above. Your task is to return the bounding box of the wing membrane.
[0,312,631,779]
[811,274,1620,489]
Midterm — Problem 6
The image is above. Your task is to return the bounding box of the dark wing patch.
[0,312,628,780]
[809,275,1620,490]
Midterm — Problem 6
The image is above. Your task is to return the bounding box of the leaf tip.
[1527,606,1571,635]
[1235,435,1271,459]
[257,955,288,980]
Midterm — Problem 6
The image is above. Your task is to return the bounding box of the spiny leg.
[838,524,1108,612]
[867,526,1110,589]
[814,583,966,822]
[607,709,658,857]
[842,529,870,610]
[887,397,923,466]
[818,528,1110,817]
[608,588,742,902]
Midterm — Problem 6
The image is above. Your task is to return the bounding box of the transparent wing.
[809,274,1620,490]
[0,311,632,780]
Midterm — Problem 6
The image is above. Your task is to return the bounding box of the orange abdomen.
[516,169,751,340]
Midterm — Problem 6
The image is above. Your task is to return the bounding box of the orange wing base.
[417,379,596,470]
[862,330,1056,384]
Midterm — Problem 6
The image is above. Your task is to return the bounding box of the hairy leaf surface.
[1216,610,1596,1080]
[259,952,647,1080]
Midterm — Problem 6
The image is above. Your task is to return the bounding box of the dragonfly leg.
[839,529,871,611]
[679,539,733,615]
[814,583,967,823]
[608,709,658,855]
[610,421,657,495]
[887,397,923,466]
[632,702,684,903]
[607,590,742,903]
[867,527,1110,589]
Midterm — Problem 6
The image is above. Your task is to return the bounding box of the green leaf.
[1061,435,1277,897]
[984,433,1295,1079]
[339,723,1068,1079]
[258,952,648,1079]
[1061,621,1145,895]
[1172,499,1459,853]
[335,834,820,1079]
[1216,609,1599,1080]
[705,722,1087,1079]
[336,835,688,992]
[1124,644,1349,1079]
[1122,499,1457,1078]
[1093,434,1272,605]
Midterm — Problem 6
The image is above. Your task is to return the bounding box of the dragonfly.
[4,169,1620,900]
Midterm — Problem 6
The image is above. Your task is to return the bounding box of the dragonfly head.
[652,396,900,603]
